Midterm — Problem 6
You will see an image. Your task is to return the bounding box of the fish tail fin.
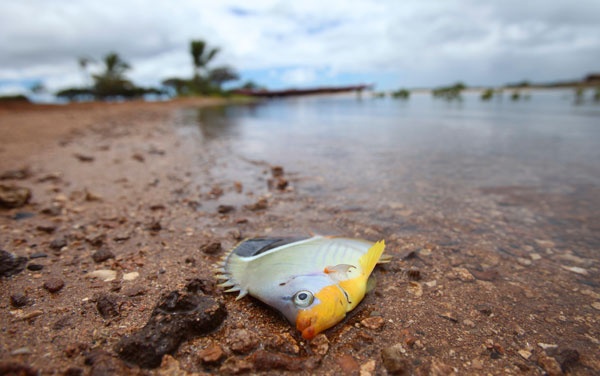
[359,240,386,276]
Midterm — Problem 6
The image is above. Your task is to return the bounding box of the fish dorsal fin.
[359,240,386,275]
[324,264,356,281]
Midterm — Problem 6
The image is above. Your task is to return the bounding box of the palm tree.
[78,56,94,87]
[92,52,133,99]
[190,40,219,78]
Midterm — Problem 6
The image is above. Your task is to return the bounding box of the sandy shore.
[1,98,599,375]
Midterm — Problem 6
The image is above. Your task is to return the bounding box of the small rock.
[518,349,532,359]
[561,266,588,275]
[123,272,139,281]
[228,328,260,354]
[200,241,222,255]
[361,316,385,330]
[0,184,32,208]
[0,362,37,376]
[271,166,284,177]
[84,349,129,375]
[451,267,475,282]
[439,312,459,323]
[92,249,115,263]
[310,334,329,356]
[36,224,56,233]
[88,269,117,282]
[10,293,31,308]
[592,302,600,311]
[26,263,43,271]
[0,166,31,180]
[517,257,532,266]
[115,289,226,368]
[381,344,410,375]
[29,252,48,259]
[217,204,235,214]
[198,344,224,364]
[74,153,94,162]
[537,354,562,376]
[49,236,67,250]
[337,354,360,374]
[147,219,162,233]
[10,347,31,355]
[555,348,580,372]
[0,250,28,277]
[96,293,120,319]
[360,359,376,376]
[470,268,499,281]
[245,197,268,211]
[248,349,320,372]
[219,357,253,374]
[43,278,65,293]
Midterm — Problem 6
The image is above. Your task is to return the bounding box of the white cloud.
[1,0,599,94]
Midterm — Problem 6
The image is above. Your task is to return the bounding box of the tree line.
[56,39,243,102]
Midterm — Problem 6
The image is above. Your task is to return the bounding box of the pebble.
[122,272,139,281]
[92,248,115,263]
[43,278,65,293]
[537,354,562,376]
[49,237,67,250]
[26,263,43,271]
[198,343,224,364]
[381,344,410,375]
[228,328,260,354]
[88,269,117,282]
[0,184,32,208]
[10,293,31,308]
[309,334,329,356]
[200,241,222,255]
[96,293,120,319]
[217,204,235,214]
[0,250,28,277]
[336,354,360,374]
[361,316,385,330]
[249,349,320,372]
[451,267,475,282]
[561,265,588,275]
[244,197,268,211]
[360,359,376,376]
[592,302,600,311]
[518,349,532,359]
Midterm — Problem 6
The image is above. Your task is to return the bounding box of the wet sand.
[1,99,599,375]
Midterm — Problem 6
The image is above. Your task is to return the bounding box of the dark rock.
[249,349,321,372]
[12,212,35,220]
[43,278,65,293]
[10,293,30,308]
[0,166,32,180]
[0,250,28,277]
[114,288,226,368]
[0,184,31,208]
[96,293,120,319]
[217,204,235,214]
[147,219,161,233]
[92,249,115,263]
[36,224,56,233]
[41,205,62,216]
[244,197,268,211]
[381,344,411,375]
[84,349,129,376]
[26,263,43,271]
[86,233,106,247]
[74,153,94,162]
[200,241,222,255]
[271,166,284,177]
[52,315,73,330]
[63,367,84,376]
[185,278,217,295]
[555,348,580,372]
[29,252,48,259]
[0,362,37,376]
[49,236,67,250]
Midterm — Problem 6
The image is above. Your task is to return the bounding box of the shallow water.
[182,90,600,248]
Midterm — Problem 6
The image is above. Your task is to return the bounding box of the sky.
[1,0,600,97]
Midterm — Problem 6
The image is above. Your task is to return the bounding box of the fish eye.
[292,290,314,307]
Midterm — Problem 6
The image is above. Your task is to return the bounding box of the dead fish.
[215,236,386,339]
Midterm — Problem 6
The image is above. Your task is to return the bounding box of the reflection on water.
[181,90,599,248]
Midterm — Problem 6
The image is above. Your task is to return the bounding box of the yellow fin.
[359,240,386,276]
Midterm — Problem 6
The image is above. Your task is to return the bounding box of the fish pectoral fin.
[324,264,356,281]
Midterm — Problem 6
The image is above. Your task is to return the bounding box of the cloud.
[0,0,599,95]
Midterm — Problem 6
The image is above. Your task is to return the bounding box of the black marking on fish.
[232,237,310,258]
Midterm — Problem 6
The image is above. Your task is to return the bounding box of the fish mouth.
[296,315,317,340]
